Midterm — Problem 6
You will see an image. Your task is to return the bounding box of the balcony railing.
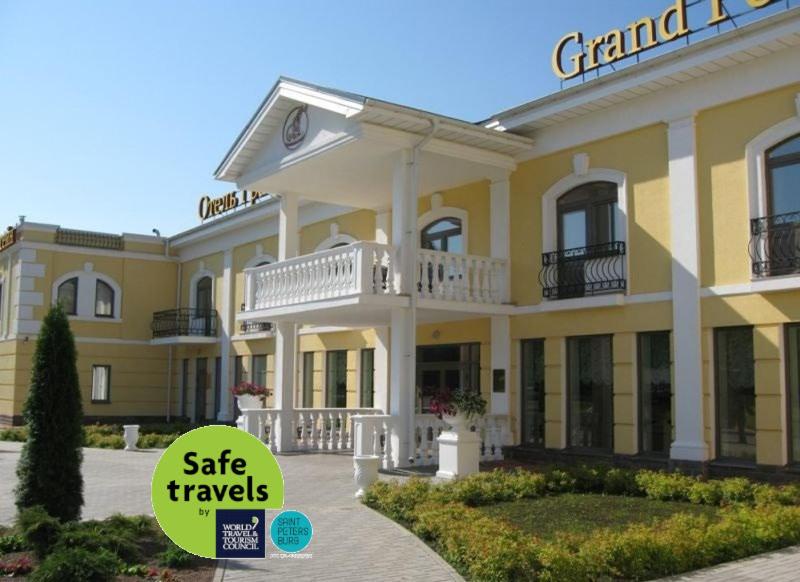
[750,211,800,278]
[417,249,507,304]
[151,308,218,339]
[240,320,273,334]
[539,241,626,300]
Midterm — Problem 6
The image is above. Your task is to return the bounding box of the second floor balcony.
[750,211,800,278]
[151,308,219,345]
[240,241,508,325]
[539,241,627,300]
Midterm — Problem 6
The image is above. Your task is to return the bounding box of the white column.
[217,249,233,421]
[274,193,299,452]
[375,211,391,245]
[389,149,418,467]
[668,117,709,462]
[373,326,390,413]
[490,176,511,417]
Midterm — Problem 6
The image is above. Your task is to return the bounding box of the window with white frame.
[57,277,79,315]
[95,280,115,318]
[53,268,121,320]
[91,365,111,403]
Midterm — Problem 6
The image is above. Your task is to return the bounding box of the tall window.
[766,134,800,217]
[91,365,111,403]
[416,344,480,413]
[252,355,267,388]
[196,276,212,311]
[715,327,756,462]
[302,352,315,408]
[181,359,189,417]
[360,349,375,408]
[557,182,618,250]
[95,280,114,318]
[520,339,545,448]
[638,332,672,455]
[421,218,463,253]
[567,335,614,451]
[326,351,348,408]
[787,325,800,464]
[57,277,78,315]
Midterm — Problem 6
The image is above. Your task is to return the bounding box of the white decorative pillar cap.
[573,153,590,176]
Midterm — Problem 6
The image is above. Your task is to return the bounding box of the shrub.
[0,533,26,554]
[157,542,194,568]
[0,427,28,442]
[635,470,697,502]
[16,304,84,522]
[544,469,577,494]
[83,432,125,449]
[17,506,62,559]
[719,477,755,505]
[688,481,723,506]
[31,546,119,582]
[362,478,433,524]
[603,467,642,496]
[56,521,140,564]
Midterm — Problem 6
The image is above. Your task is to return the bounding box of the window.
[57,277,78,315]
[787,325,800,464]
[91,365,111,403]
[95,280,114,318]
[520,339,545,448]
[360,349,375,408]
[302,353,315,408]
[195,358,208,423]
[252,355,267,388]
[416,344,480,413]
[638,332,672,455]
[567,335,613,451]
[766,134,800,217]
[421,218,463,253]
[557,182,618,250]
[181,359,189,417]
[196,276,213,312]
[326,351,348,408]
[715,327,756,462]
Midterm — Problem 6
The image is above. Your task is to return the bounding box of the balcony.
[240,241,509,326]
[151,308,219,345]
[539,241,626,300]
[750,211,800,278]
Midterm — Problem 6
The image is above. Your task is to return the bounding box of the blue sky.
[0,0,761,235]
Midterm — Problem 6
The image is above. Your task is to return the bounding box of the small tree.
[16,304,84,521]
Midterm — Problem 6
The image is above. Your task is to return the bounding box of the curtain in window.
[92,365,110,402]
[57,278,78,315]
[95,280,114,317]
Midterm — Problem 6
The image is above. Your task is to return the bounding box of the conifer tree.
[16,304,84,521]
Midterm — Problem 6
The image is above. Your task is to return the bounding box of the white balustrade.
[244,243,397,311]
[242,242,507,313]
[413,414,510,465]
[416,249,507,304]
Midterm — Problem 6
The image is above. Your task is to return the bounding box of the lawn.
[479,493,719,542]
[363,466,800,581]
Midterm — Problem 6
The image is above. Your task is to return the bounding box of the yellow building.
[2,3,800,474]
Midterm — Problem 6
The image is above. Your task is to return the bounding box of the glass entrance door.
[520,339,545,448]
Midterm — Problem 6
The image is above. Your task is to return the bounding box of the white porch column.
[373,327,390,413]
[217,249,234,421]
[274,193,299,452]
[490,177,511,417]
[389,149,418,467]
[668,117,710,463]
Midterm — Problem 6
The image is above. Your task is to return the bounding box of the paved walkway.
[4,440,800,580]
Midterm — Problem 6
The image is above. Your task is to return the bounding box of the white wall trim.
[51,269,123,321]
[541,167,628,254]
[18,241,176,263]
[514,291,671,315]
[314,222,358,252]
[701,275,800,298]
[745,97,800,220]
[417,196,470,254]
[244,253,277,269]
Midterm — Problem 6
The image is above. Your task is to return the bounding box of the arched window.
[95,280,115,318]
[57,278,78,315]
[196,276,213,312]
[421,217,463,253]
[557,181,618,250]
[766,134,800,217]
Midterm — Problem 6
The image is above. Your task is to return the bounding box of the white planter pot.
[236,394,263,410]
[442,412,469,433]
[353,455,380,498]
[122,425,140,451]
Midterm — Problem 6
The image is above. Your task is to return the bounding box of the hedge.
[363,467,800,581]
[0,423,189,449]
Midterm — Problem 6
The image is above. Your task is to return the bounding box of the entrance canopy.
[214,78,534,209]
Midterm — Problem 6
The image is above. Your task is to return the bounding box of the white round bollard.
[122,425,140,451]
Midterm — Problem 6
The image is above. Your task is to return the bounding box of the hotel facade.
[2,2,800,473]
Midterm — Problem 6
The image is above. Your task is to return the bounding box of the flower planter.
[442,412,469,433]
[236,394,263,410]
[436,413,480,481]
[122,425,140,451]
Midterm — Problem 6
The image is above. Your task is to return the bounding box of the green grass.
[478,493,719,541]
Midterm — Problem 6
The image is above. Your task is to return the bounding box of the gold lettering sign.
[0,227,16,252]
[552,0,776,80]
[198,191,266,221]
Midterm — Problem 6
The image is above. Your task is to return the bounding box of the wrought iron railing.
[240,320,273,334]
[55,228,124,250]
[750,211,800,278]
[151,308,218,338]
[539,241,626,300]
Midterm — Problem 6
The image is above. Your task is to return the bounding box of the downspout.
[407,118,438,463]
[164,236,174,421]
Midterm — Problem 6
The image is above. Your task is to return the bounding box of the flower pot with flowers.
[231,382,270,411]
[429,388,488,480]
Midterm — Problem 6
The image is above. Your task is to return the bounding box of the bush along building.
[2,1,800,476]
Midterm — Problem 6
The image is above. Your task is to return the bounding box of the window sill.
[91,400,111,405]
[68,316,123,324]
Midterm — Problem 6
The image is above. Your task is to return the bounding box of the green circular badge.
[151,425,284,559]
